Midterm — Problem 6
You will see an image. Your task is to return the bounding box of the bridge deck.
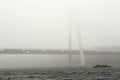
[0,49,120,55]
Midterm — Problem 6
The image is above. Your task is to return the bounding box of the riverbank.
[0,67,120,80]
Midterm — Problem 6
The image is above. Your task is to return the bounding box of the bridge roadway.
[0,49,120,55]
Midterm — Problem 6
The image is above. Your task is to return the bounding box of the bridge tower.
[68,11,85,66]
[76,14,85,66]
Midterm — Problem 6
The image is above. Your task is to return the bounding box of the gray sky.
[0,0,120,50]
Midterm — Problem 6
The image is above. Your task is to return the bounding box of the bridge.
[0,49,120,55]
[1,15,120,66]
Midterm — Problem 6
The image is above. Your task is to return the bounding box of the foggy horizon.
[0,0,120,68]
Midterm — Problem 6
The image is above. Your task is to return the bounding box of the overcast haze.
[0,0,120,68]
[0,0,120,49]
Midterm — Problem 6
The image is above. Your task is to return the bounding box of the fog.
[0,0,120,68]
[0,0,120,49]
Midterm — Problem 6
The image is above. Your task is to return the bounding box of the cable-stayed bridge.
[1,14,120,66]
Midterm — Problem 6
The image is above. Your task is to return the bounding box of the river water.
[0,54,119,68]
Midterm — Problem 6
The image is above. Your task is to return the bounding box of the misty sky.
[0,0,120,50]
[0,0,120,68]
